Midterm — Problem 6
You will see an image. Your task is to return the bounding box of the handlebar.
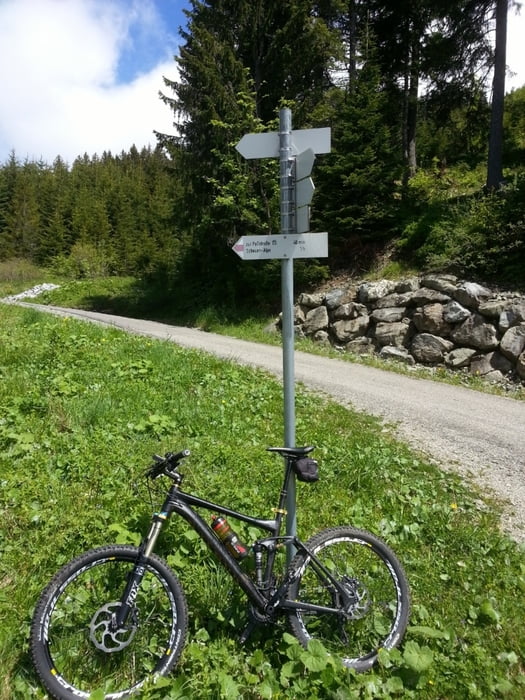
[146,449,190,479]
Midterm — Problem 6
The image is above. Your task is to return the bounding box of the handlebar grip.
[167,449,191,463]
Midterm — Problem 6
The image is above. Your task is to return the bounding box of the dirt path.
[11,302,525,542]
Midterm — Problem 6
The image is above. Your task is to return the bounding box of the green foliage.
[416,84,490,167]
[313,58,402,265]
[1,305,525,699]
[0,258,45,287]
[504,86,525,163]
[398,169,525,287]
[0,147,182,279]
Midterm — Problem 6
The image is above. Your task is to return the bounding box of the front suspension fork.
[114,510,169,629]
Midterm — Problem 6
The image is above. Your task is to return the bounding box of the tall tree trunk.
[407,33,420,179]
[486,0,508,190]
[402,26,420,188]
[348,0,358,94]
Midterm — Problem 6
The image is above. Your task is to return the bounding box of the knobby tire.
[30,545,188,699]
[286,526,410,671]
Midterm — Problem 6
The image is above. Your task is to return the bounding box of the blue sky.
[0,0,523,166]
[0,0,190,165]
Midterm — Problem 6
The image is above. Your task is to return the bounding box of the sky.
[0,0,524,167]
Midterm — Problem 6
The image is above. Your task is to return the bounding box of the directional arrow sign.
[296,205,311,236]
[232,233,328,260]
[295,148,316,234]
[236,132,279,159]
[295,148,315,181]
[292,128,331,156]
[296,177,315,208]
[236,128,330,159]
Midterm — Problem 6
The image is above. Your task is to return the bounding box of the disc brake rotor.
[89,602,138,652]
[339,576,370,620]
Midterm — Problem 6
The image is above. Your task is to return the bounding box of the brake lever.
[145,455,166,480]
[145,450,190,479]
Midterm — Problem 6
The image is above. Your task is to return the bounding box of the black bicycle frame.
[115,456,348,629]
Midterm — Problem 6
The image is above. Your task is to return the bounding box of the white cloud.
[0,0,178,165]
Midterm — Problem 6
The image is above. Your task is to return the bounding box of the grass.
[1,302,525,698]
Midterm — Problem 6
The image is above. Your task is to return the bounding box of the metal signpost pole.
[234,116,330,564]
[278,108,297,559]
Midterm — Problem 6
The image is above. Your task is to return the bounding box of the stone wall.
[290,275,525,383]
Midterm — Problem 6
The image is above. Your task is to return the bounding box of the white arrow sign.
[236,128,331,159]
[295,148,316,181]
[232,233,328,260]
[295,148,316,233]
[296,176,315,209]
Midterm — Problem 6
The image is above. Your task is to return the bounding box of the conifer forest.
[1,1,524,306]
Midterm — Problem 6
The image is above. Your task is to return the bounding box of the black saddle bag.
[293,458,319,483]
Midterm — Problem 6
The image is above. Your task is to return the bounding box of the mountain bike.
[30,446,410,699]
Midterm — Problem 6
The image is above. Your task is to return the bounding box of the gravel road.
[11,302,525,542]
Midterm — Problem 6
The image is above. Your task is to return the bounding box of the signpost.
[235,110,330,559]
[235,128,331,160]
[232,232,328,261]
[294,148,316,234]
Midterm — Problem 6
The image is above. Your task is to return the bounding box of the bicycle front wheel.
[30,545,188,700]
[287,527,410,672]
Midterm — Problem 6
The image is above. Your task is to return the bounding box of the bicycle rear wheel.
[30,545,188,699]
[287,527,409,672]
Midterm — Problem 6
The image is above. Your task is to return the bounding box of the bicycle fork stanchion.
[114,510,169,630]
[279,107,297,564]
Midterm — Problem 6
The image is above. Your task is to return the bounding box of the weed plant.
[1,306,525,699]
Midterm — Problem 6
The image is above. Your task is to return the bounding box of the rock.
[500,324,525,362]
[298,292,324,308]
[484,370,506,382]
[499,302,525,332]
[286,277,524,385]
[303,306,329,335]
[517,352,525,380]
[374,321,412,347]
[443,301,471,324]
[332,302,367,320]
[444,348,477,368]
[478,299,510,320]
[454,282,491,309]
[313,330,330,345]
[345,337,376,355]
[410,288,451,305]
[3,283,60,300]
[420,274,458,295]
[395,278,420,293]
[332,315,369,342]
[375,292,415,308]
[411,334,454,363]
[263,320,280,335]
[294,305,306,324]
[379,346,415,365]
[371,307,406,323]
[358,280,396,304]
[470,352,513,376]
[324,288,350,310]
[413,303,451,336]
[450,313,499,351]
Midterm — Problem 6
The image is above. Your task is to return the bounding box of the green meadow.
[1,303,524,698]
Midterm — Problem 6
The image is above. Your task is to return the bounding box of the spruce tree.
[313,57,401,266]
